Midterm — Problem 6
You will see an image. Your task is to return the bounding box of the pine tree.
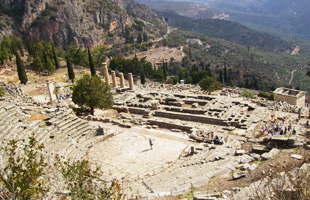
[31,57,44,74]
[66,56,75,83]
[88,48,96,76]
[125,27,130,44]
[137,33,143,44]
[224,66,227,83]
[16,53,28,84]
[72,74,113,115]
[45,57,55,75]
[219,69,223,83]
[42,50,48,65]
[143,32,148,42]
[162,59,167,79]
[205,63,212,77]
[140,69,146,85]
[14,38,24,57]
[52,43,60,70]
[130,35,134,44]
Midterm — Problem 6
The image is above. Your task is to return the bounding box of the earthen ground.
[87,122,196,181]
[127,46,185,64]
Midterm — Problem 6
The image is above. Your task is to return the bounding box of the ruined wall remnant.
[273,87,306,107]
[154,110,229,126]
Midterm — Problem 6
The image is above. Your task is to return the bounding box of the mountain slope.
[207,0,310,39]
[156,10,295,53]
[0,0,167,48]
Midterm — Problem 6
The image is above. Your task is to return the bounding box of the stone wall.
[148,119,193,132]
[274,93,298,106]
[129,107,147,115]
[296,95,306,107]
[274,87,306,107]
[154,110,229,126]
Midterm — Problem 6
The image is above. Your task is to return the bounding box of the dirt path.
[291,45,300,55]
[289,69,296,85]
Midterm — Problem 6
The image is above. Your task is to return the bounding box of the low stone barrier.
[154,110,229,126]
[148,119,193,132]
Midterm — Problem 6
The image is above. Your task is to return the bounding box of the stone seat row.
[0,104,99,162]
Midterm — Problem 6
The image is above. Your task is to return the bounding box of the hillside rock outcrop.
[0,0,167,48]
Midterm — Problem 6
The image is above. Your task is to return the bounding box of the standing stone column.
[128,73,134,89]
[120,73,125,88]
[47,82,57,104]
[103,62,110,85]
[111,71,117,88]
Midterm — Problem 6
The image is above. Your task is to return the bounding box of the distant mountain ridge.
[204,0,310,39]
[136,0,228,19]
[156,10,295,53]
[0,0,167,48]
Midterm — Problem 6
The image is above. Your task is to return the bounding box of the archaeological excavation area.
[0,81,310,199]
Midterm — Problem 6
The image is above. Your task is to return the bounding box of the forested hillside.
[156,10,295,53]
[160,30,310,91]
[207,0,310,39]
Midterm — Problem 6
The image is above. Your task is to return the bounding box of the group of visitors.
[57,93,71,100]
[212,135,224,145]
[260,120,296,136]
[202,132,224,145]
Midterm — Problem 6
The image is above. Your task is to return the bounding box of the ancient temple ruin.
[273,87,306,107]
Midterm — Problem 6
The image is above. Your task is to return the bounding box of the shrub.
[199,76,222,94]
[241,89,254,98]
[258,91,274,100]
[0,87,5,97]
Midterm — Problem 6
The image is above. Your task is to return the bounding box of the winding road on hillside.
[151,26,173,42]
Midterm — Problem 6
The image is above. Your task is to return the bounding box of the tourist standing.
[149,139,153,149]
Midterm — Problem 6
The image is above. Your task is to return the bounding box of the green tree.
[45,57,55,75]
[137,33,143,44]
[143,32,148,42]
[199,76,222,94]
[72,74,113,115]
[162,59,167,79]
[191,71,209,84]
[91,46,108,69]
[52,43,60,70]
[66,56,75,83]
[125,26,131,44]
[224,66,227,83]
[25,38,36,58]
[219,69,223,83]
[0,135,49,199]
[152,70,165,81]
[31,57,44,74]
[88,48,96,76]
[54,158,124,200]
[241,89,254,98]
[140,69,146,85]
[16,53,28,84]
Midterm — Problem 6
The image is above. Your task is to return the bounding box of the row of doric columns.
[103,62,134,89]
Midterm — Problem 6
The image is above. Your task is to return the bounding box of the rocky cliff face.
[0,0,167,48]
